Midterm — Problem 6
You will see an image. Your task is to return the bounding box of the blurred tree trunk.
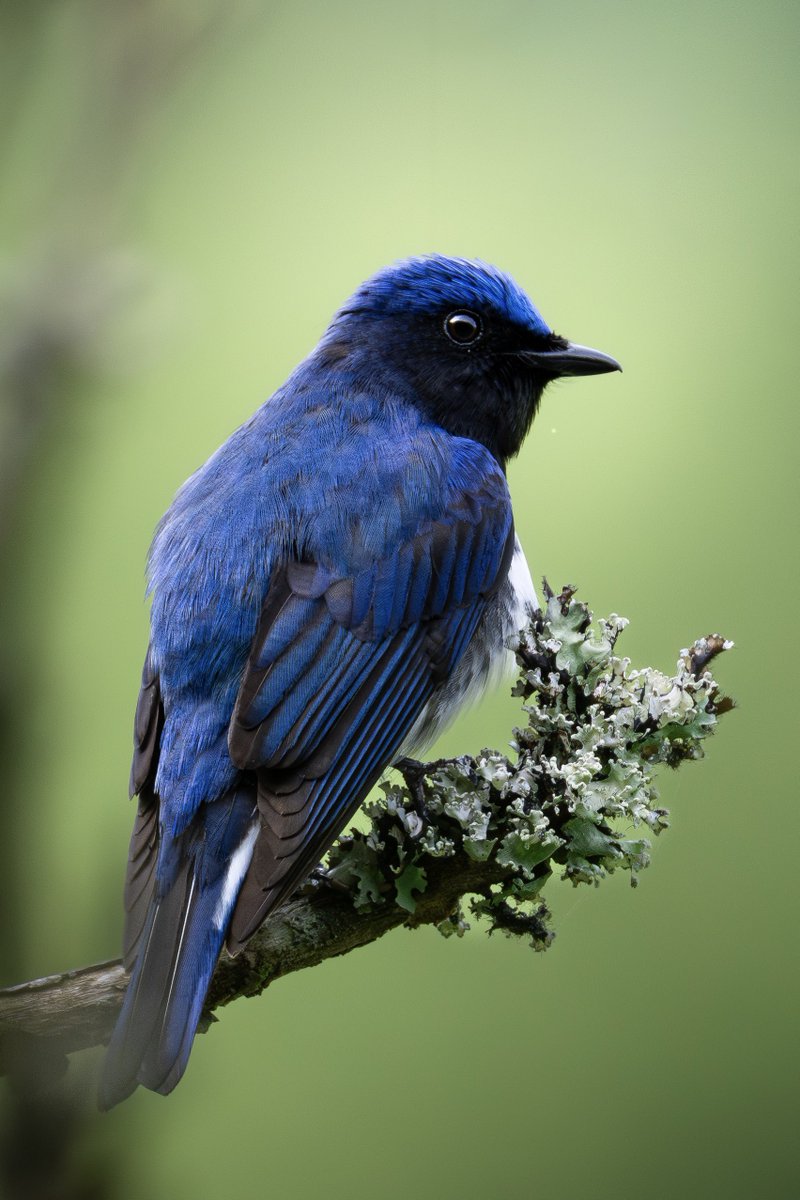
[0,5,238,1196]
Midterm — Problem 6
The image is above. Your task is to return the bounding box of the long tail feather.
[99,787,257,1109]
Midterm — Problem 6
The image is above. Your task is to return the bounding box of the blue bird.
[99,255,620,1107]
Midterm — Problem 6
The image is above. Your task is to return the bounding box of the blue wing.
[225,472,514,949]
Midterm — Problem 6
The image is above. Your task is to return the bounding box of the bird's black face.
[322,257,621,466]
[371,305,620,465]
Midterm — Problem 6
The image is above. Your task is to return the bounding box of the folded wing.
[225,474,514,950]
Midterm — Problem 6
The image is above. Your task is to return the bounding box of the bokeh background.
[0,2,796,1197]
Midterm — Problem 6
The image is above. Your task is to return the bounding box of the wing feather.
[225,477,513,952]
[123,652,165,966]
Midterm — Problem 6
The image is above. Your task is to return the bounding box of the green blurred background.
[0,1,796,1197]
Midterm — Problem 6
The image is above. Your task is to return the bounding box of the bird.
[99,254,620,1107]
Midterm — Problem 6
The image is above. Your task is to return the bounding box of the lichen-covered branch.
[0,587,732,1072]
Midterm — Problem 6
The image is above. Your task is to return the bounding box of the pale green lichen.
[322,585,733,951]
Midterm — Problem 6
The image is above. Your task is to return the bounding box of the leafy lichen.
[322,585,732,952]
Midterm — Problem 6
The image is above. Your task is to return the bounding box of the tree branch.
[0,848,506,1070]
[0,589,733,1076]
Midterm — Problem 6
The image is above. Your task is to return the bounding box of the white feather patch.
[213,822,260,931]
[400,537,538,755]
[506,540,538,636]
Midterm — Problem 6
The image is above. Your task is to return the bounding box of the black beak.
[517,342,622,377]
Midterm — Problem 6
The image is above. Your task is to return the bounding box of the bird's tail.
[99,787,258,1109]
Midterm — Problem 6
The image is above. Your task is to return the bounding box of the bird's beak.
[517,342,622,377]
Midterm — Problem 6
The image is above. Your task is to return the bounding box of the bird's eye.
[443,311,482,346]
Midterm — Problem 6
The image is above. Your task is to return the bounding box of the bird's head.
[319,254,620,465]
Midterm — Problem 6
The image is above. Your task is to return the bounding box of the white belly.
[400,537,537,756]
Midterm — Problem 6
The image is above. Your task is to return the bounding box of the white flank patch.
[482,538,538,692]
[399,536,539,757]
[213,821,260,931]
[507,539,538,634]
